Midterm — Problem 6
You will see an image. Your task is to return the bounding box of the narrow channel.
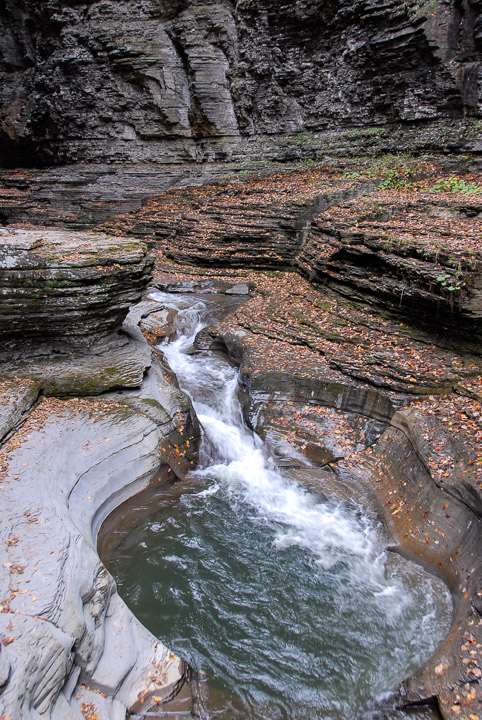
[108,292,452,720]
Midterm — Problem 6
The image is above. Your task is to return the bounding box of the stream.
[108,292,452,719]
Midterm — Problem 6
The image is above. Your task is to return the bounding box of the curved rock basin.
[106,294,452,719]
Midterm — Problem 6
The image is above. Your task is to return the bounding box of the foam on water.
[156,292,400,595]
[115,291,455,718]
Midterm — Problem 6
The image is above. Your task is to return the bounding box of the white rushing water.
[154,292,410,603]
[102,290,454,718]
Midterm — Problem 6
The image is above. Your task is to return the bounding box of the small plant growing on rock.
[377,167,415,190]
[436,273,463,292]
[430,176,482,194]
[435,263,468,311]
[436,262,466,292]
[342,171,361,179]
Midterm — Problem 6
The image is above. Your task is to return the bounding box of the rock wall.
[0,0,481,165]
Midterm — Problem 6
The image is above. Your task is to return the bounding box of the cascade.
[109,293,452,719]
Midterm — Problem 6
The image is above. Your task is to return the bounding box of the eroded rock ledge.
[142,252,482,719]
[0,230,201,719]
[0,228,153,353]
[0,395,195,720]
[103,161,482,347]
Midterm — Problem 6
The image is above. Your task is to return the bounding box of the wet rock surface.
[145,249,482,719]
[216,334,482,720]
[345,410,482,719]
[0,391,198,720]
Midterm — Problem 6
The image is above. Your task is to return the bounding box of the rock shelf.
[104,162,482,346]
[0,231,201,719]
[1,163,482,719]
[0,228,154,355]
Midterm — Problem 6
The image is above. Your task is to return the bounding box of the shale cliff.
[1,0,481,166]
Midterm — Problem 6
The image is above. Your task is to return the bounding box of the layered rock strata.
[1,237,481,718]
[0,0,481,165]
[298,189,482,344]
[347,407,482,718]
[0,163,235,228]
[0,228,154,356]
[103,165,482,347]
[0,230,202,719]
[1,174,481,719]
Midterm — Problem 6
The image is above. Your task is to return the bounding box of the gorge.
[1,1,482,720]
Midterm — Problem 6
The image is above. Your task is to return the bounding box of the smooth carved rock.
[0,396,192,720]
[357,409,482,719]
[0,377,40,442]
[0,228,154,355]
[0,0,480,165]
